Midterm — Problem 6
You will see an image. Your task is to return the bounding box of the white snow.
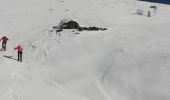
[0,0,170,100]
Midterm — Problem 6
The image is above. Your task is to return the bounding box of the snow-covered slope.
[0,0,170,100]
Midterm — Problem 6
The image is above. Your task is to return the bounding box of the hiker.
[0,36,9,51]
[14,45,23,62]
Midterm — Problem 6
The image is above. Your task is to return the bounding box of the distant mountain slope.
[138,0,170,4]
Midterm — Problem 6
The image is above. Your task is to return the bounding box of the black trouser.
[18,52,22,62]
[2,43,6,51]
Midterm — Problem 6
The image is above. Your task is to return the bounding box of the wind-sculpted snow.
[103,48,170,100]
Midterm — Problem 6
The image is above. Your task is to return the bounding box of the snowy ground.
[0,0,170,100]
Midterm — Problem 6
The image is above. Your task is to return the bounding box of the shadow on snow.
[3,55,17,61]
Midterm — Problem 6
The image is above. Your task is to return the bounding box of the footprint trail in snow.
[5,60,23,100]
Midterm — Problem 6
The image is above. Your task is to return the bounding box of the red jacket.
[14,45,23,52]
[1,36,9,44]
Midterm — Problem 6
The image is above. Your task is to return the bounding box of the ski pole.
[11,49,15,57]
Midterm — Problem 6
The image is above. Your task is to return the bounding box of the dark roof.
[138,0,170,5]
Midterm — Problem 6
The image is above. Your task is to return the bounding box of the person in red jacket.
[14,45,23,62]
[0,36,9,51]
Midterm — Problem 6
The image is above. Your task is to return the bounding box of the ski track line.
[95,79,112,100]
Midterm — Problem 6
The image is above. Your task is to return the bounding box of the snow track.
[4,60,23,100]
